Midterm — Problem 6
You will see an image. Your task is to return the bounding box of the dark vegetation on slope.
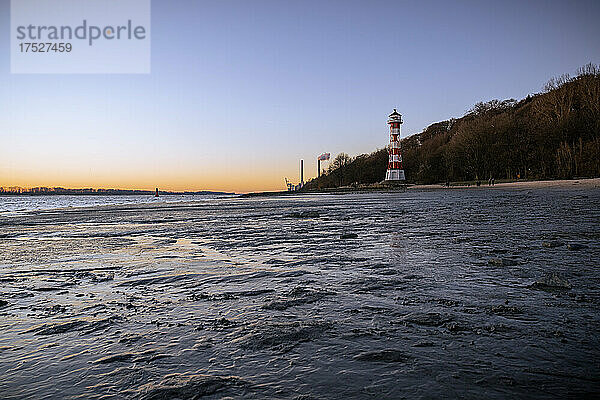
[304,64,600,189]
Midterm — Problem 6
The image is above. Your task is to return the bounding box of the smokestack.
[300,160,304,187]
[317,153,330,178]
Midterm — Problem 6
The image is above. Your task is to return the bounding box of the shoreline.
[0,191,234,197]
[241,177,600,198]
[410,177,600,191]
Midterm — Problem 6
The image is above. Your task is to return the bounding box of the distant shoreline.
[241,178,600,198]
[2,178,597,199]
[0,191,234,197]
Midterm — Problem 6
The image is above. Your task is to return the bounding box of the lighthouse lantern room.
[385,109,406,181]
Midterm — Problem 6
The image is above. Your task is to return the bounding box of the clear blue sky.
[1,0,599,191]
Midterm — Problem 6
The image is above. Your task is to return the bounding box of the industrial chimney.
[317,153,330,178]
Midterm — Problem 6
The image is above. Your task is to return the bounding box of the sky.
[1,0,599,193]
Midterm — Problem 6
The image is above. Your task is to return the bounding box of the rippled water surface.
[0,194,229,214]
[1,189,599,399]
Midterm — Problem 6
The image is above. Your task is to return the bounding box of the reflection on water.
[0,190,599,398]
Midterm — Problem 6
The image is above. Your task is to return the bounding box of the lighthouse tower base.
[385,169,405,181]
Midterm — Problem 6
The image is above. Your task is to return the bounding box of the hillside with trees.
[304,64,600,189]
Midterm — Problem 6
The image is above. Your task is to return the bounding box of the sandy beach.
[409,178,600,191]
[241,178,600,198]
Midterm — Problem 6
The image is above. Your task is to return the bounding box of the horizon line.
[0,186,238,194]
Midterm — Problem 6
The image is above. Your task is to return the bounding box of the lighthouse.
[385,109,406,181]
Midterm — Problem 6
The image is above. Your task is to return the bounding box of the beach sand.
[409,177,600,191]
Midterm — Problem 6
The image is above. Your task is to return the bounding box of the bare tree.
[330,153,352,186]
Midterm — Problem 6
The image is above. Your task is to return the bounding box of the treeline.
[304,63,600,188]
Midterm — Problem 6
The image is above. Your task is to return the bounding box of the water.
[0,189,599,399]
[0,194,232,214]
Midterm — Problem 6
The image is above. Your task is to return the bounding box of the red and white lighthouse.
[385,109,406,181]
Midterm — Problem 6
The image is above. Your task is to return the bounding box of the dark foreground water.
[0,189,599,399]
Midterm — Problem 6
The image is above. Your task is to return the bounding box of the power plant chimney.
[300,159,304,187]
[317,153,330,178]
